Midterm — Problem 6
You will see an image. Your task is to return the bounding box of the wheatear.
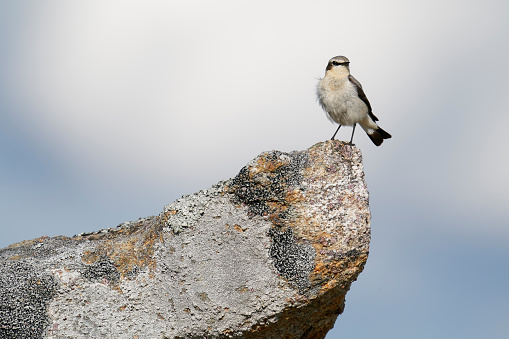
[316,56,391,146]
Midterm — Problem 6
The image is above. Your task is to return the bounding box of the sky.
[1,0,508,338]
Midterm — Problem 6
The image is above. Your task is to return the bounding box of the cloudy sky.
[1,0,508,337]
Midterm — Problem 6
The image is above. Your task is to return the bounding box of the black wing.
[348,75,379,122]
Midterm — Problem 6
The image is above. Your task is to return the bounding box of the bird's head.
[325,56,350,78]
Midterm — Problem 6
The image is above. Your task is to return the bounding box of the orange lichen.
[233,224,245,233]
[7,236,49,249]
[254,155,287,174]
[81,217,163,282]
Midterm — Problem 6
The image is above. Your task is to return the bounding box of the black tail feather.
[367,127,392,146]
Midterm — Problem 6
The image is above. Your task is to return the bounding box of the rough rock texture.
[0,140,371,338]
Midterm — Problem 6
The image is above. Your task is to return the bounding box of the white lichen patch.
[162,181,228,234]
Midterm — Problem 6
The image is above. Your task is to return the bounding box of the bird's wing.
[348,75,379,122]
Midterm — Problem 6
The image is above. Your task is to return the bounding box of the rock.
[0,140,371,338]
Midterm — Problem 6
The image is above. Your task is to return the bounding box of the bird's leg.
[331,125,341,140]
[349,124,356,144]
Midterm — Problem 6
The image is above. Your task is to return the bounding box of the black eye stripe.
[332,61,350,66]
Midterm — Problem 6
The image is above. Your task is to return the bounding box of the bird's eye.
[332,61,340,66]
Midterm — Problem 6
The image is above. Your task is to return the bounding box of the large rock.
[0,140,371,338]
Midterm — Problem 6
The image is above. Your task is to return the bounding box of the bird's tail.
[367,127,392,146]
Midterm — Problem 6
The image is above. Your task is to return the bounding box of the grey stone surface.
[0,140,371,338]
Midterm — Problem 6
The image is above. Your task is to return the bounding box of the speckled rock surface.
[0,140,371,338]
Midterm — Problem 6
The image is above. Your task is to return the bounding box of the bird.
[316,56,391,146]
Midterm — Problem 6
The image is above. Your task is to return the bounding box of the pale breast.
[317,77,368,126]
